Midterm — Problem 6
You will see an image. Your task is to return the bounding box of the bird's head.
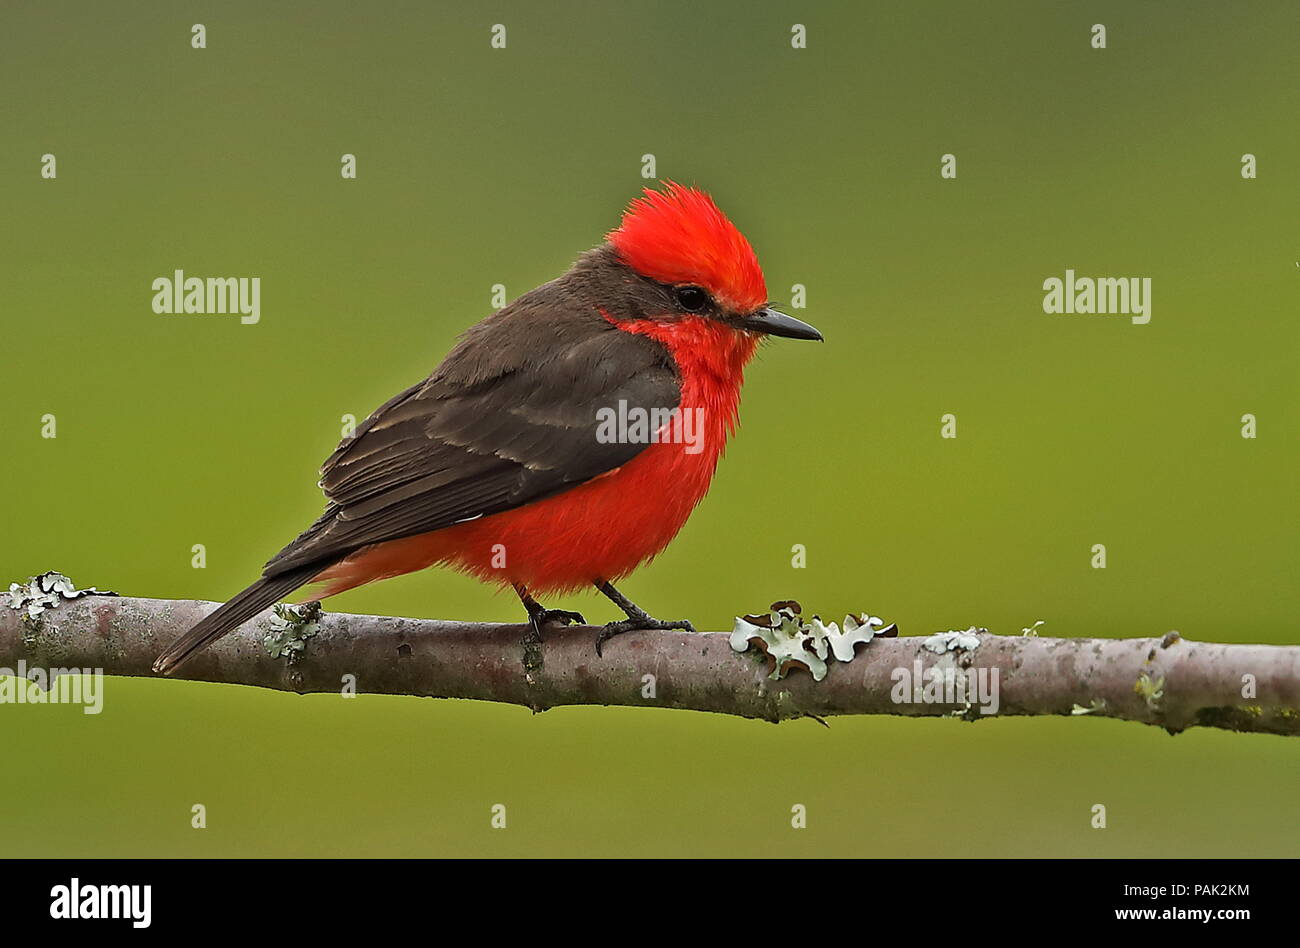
[602,182,822,342]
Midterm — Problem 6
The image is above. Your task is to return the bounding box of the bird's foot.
[535,607,586,628]
[522,608,586,646]
[595,613,696,657]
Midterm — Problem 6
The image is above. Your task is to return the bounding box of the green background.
[2,1,1297,856]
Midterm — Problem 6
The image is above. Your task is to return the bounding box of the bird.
[153,182,822,675]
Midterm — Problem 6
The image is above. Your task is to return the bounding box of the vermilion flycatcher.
[154,183,821,674]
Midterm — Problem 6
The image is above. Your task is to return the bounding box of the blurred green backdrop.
[2,1,1297,857]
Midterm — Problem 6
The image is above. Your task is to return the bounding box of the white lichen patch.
[264,601,323,659]
[922,627,986,654]
[1134,671,1165,710]
[730,600,897,681]
[5,571,117,619]
[808,613,893,663]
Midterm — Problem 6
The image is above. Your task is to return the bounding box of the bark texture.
[2,594,1297,736]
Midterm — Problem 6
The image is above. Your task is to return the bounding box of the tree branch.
[2,590,1297,736]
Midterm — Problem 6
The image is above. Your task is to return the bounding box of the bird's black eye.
[674,285,710,313]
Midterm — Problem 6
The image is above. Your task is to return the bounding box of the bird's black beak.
[740,307,823,341]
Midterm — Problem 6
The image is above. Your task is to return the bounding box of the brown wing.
[261,279,681,578]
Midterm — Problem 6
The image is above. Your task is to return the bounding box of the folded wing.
[261,294,680,578]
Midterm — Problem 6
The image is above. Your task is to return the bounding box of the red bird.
[154,183,822,674]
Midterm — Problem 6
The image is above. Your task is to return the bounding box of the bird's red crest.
[607,182,768,313]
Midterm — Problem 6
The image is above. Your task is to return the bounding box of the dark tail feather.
[153,564,325,675]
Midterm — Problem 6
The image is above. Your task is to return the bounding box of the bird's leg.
[514,584,585,645]
[593,580,696,656]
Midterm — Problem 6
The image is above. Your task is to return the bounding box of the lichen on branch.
[2,574,1298,737]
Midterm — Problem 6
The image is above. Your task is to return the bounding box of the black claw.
[594,622,629,658]
[537,608,585,626]
[519,602,586,649]
[594,616,696,657]
[522,619,544,648]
